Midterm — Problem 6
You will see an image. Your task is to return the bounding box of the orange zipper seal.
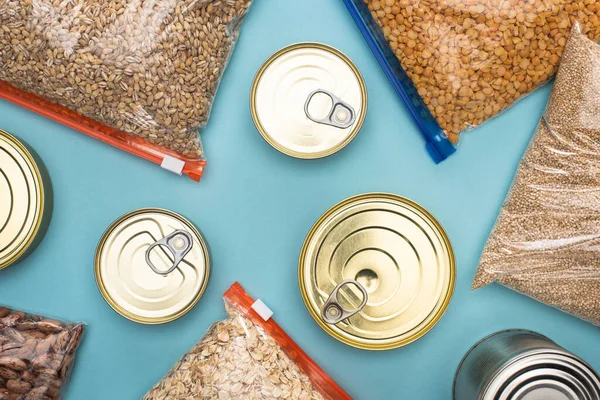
[0,80,206,181]
[224,282,353,400]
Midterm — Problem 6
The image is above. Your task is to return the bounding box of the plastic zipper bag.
[143,282,351,400]
[0,0,252,181]
[0,306,84,400]
[343,0,600,162]
[473,23,600,325]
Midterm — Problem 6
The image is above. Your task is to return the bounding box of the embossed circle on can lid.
[0,129,45,270]
[251,43,367,158]
[299,193,455,350]
[95,208,210,324]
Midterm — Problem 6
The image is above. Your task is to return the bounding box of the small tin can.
[299,193,455,350]
[95,208,210,324]
[0,129,52,270]
[454,330,600,400]
[250,43,367,158]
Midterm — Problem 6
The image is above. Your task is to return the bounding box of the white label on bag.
[252,299,273,321]
[161,155,185,175]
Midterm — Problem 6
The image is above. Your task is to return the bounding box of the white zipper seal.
[252,299,273,321]
[161,155,185,175]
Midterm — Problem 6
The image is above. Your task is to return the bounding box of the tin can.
[299,193,455,350]
[0,129,52,270]
[95,208,210,324]
[250,43,367,159]
[454,330,600,400]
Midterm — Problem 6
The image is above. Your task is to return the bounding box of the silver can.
[454,330,600,400]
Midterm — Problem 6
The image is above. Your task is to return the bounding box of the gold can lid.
[299,193,455,350]
[0,130,45,270]
[95,208,210,324]
[250,43,367,159]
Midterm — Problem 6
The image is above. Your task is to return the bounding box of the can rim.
[94,208,210,324]
[0,129,45,271]
[250,42,368,159]
[452,329,553,400]
[298,192,455,350]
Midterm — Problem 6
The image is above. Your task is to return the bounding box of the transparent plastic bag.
[143,283,351,400]
[344,0,600,160]
[0,306,85,399]
[0,0,252,181]
[473,23,600,325]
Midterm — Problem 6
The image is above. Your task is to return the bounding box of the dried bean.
[0,308,84,399]
[6,379,32,394]
[0,358,26,372]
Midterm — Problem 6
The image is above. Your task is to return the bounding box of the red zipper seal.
[0,80,206,181]
[224,282,353,400]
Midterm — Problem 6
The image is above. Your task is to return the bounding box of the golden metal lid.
[0,130,46,270]
[250,43,367,159]
[299,193,455,350]
[95,208,210,324]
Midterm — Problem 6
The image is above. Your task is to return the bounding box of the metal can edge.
[94,208,210,324]
[298,192,456,351]
[452,329,600,400]
[452,329,552,400]
[250,42,368,159]
[0,129,51,271]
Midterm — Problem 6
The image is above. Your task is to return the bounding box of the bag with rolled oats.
[143,282,351,400]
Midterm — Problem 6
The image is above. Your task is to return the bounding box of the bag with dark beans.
[0,307,84,400]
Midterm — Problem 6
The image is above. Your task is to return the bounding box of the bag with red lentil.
[143,283,351,399]
[473,23,600,326]
[0,0,252,181]
[343,0,600,161]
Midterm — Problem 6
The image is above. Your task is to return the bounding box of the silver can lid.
[486,352,600,400]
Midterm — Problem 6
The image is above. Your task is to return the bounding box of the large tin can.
[250,43,367,159]
[454,330,600,400]
[299,193,455,350]
[95,208,210,324]
[0,129,52,270]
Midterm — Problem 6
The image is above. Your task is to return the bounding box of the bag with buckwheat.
[473,23,600,326]
[143,283,352,400]
[0,306,85,400]
[0,0,252,181]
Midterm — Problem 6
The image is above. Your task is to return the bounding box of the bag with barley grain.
[0,0,252,181]
[143,283,351,400]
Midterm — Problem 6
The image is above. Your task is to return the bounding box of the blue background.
[1,0,599,399]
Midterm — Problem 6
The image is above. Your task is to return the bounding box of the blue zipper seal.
[341,0,456,163]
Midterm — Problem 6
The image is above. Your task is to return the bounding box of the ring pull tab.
[304,89,356,129]
[145,229,193,276]
[321,279,368,325]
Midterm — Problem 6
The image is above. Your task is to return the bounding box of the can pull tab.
[145,230,193,275]
[304,89,356,129]
[321,279,368,325]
